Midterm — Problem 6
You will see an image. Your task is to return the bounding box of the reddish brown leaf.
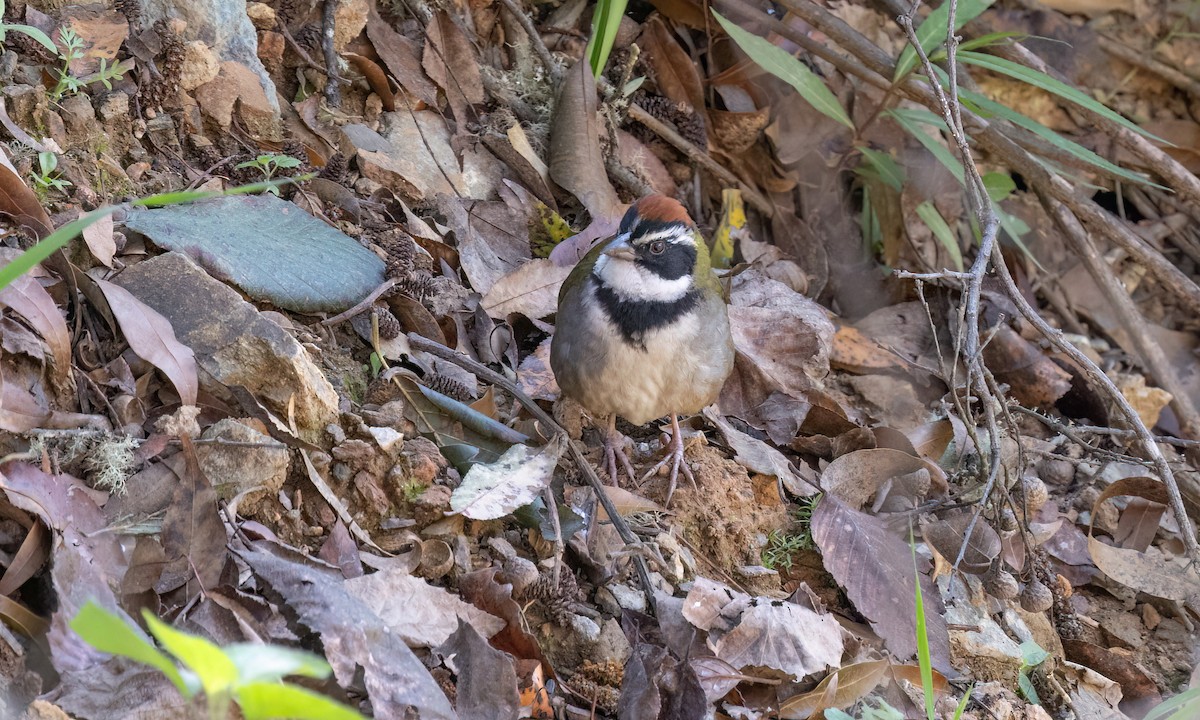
[317,519,364,579]
[155,436,226,595]
[423,10,484,122]
[0,372,50,432]
[640,18,706,131]
[94,277,198,406]
[0,520,48,596]
[0,262,71,385]
[781,660,892,719]
[0,157,52,239]
[983,324,1072,408]
[459,567,547,668]
[922,513,1002,575]
[1063,638,1161,716]
[344,51,396,111]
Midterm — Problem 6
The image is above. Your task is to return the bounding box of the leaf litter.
[0,0,1195,717]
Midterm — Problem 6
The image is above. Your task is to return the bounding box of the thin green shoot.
[586,0,628,77]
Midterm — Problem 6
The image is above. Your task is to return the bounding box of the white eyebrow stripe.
[634,227,695,245]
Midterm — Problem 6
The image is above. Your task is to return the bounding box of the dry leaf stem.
[406,333,660,612]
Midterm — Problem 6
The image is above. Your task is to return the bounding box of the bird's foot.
[639,416,696,506]
[602,427,637,484]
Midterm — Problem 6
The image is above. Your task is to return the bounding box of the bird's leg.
[602,415,637,484]
[640,414,696,505]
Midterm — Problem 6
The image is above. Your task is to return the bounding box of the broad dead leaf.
[682,577,843,678]
[94,277,198,406]
[983,324,1072,408]
[0,257,71,385]
[0,372,50,432]
[423,10,484,122]
[820,447,948,510]
[81,212,116,267]
[346,568,504,647]
[0,151,52,238]
[366,8,438,106]
[641,18,706,130]
[437,620,521,720]
[703,407,818,495]
[0,519,48,596]
[237,544,458,719]
[481,259,572,320]
[811,494,952,673]
[549,60,620,222]
[451,435,566,519]
[459,567,547,666]
[922,513,1002,575]
[779,659,889,719]
[155,436,226,594]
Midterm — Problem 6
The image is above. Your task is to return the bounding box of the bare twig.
[406,333,660,613]
[321,0,344,106]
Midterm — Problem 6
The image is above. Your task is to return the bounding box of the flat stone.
[342,112,465,201]
[179,41,220,91]
[193,61,280,139]
[115,252,338,442]
[196,418,289,513]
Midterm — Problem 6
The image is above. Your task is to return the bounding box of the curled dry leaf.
[983,324,1072,408]
[703,407,818,496]
[423,10,484,122]
[682,577,843,678]
[820,447,948,510]
[779,659,889,719]
[1087,476,1200,601]
[94,277,198,406]
[0,151,53,239]
[366,7,438,106]
[516,337,559,402]
[344,52,396,111]
[0,374,50,432]
[922,513,1002,575]
[81,212,116,268]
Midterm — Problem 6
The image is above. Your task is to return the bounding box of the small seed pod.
[998,507,1019,535]
[1020,476,1049,515]
[983,564,1020,600]
[1020,579,1054,613]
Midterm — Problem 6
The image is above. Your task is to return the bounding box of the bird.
[551,195,735,504]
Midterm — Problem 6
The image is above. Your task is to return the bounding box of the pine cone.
[425,374,474,402]
[373,306,401,340]
[319,152,347,183]
[114,0,143,26]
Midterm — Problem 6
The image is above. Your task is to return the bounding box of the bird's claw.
[603,426,637,484]
[639,415,697,506]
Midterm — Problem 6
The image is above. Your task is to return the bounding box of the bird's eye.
[649,240,667,255]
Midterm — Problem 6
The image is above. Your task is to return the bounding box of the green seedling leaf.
[982,171,1016,201]
[953,684,975,720]
[236,682,366,720]
[1019,639,1050,668]
[958,51,1161,142]
[713,10,853,129]
[1144,685,1200,720]
[224,644,333,685]
[586,0,628,77]
[915,201,963,272]
[895,0,996,80]
[858,147,907,191]
[71,602,190,696]
[1017,671,1040,704]
[6,24,58,54]
[144,611,239,699]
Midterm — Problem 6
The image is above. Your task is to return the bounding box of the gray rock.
[196,418,289,514]
[115,252,338,442]
[140,0,279,113]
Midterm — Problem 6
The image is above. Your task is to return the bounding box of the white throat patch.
[593,254,693,302]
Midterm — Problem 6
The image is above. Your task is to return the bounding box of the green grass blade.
[6,24,58,54]
[952,683,975,720]
[957,87,1158,187]
[713,10,853,129]
[958,51,1160,141]
[0,208,119,292]
[916,201,964,272]
[912,547,936,720]
[887,108,965,184]
[894,0,997,80]
[858,147,907,191]
[1145,686,1200,720]
[586,0,629,78]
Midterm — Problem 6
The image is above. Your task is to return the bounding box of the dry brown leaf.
[984,324,1072,408]
[820,447,947,510]
[641,18,706,127]
[344,51,396,111]
[155,436,226,595]
[0,374,50,432]
[516,337,559,402]
[0,268,71,386]
[1087,476,1200,601]
[459,567,548,666]
[779,659,889,719]
[94,277,198,406]
[811,494,952,673]
[0,520,48,596]
[704,407,818,496]
[1063,638,1162,716]
[922,513,1002,575]
[366,8,438,106]
[682,577,843,678]
[437,621,521,720]
[64,6,128,72]
[81,213,116,267]
[346,568,504,647]
[423,10,484,122]
[0,151,53,239]
[549,60,621,222]
[481,259,571,320]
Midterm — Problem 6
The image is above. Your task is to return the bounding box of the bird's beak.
[602,233,637,262]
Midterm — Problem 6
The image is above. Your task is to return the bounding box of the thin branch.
[497,0,562,84]
[321,0,344,106]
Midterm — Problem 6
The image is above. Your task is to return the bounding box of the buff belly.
[551,287,734,426]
